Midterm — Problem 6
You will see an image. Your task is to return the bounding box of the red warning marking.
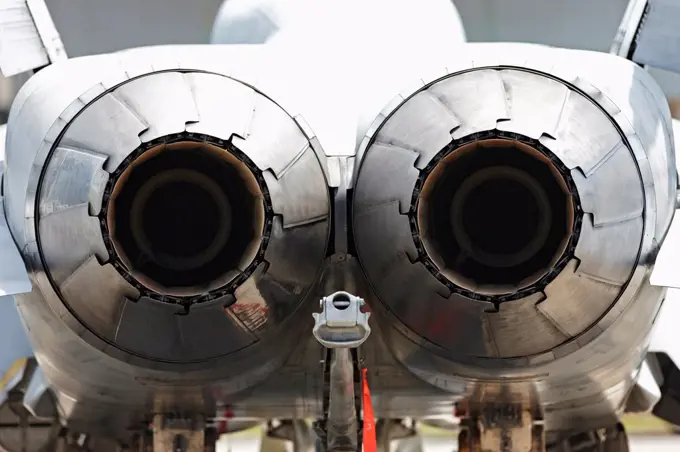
[362,368,376,452]
[217,407,233,435]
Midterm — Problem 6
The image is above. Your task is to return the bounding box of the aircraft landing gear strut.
[150,414,209,452]
[456,407,630,452]
[312,290,372,452]
[547,423,630,452]
[457,403,544,452]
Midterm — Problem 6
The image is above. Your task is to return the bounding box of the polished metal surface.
[326,348,358,451]
[353,42,677,435]
[1,0,680,448]
[2,46,331,439]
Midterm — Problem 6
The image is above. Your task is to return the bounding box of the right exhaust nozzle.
[352,61,672,360]
[416,138,576,296]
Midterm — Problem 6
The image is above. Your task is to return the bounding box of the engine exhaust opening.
[417,139,575,295]
[107,141,265,296]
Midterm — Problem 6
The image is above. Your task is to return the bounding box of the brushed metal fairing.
[0,39,676,442]
[3,47,331,438]
[352,45,675,434]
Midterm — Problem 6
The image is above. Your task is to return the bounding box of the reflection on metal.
[354,62,661,360]
[352,41,675,449]
[326,349,358,452]
[2,0,680,447]
[0,42,337,446]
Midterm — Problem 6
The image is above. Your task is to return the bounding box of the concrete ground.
[417,435,680,452]
[626,436,680,451]
[215,432,680,452]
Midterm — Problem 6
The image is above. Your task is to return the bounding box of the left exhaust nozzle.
[4,62,331,365]
[104,140,265,297]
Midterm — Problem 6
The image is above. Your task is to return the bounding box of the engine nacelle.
[352,43,677,429]
[2,45,330,432]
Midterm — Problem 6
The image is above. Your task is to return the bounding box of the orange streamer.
[361,368,377,452]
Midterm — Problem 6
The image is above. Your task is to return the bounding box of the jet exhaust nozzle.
[5,63,332,368]
[417,139,575,295]
[352,64,664,359]
[106,141,265,297]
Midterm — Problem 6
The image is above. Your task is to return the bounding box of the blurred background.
[1,0,680,121]
[2,1,680,450]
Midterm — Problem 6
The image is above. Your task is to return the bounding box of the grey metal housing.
[353,42,677,433]
[0,36,678,444]
[2,45,331,437]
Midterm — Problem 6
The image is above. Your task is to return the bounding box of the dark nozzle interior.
[108,142,263,296]
[417,140,573,293]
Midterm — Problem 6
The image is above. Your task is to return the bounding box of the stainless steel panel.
[540,91,624,174]
[184,72,256,141]
[2,47,333,440]
[374,90,460,170]
[59,94,148,173]
[38,204,108,284]
[352,44,674,436]
[485,292,568,358]
[430,69,509,142]
[112,72,199,143]
[496,70,570,140]
[539,259,622,337]
[0,29,677,445]
[574,215,643,285]
[263,147,329,227]
[352,143,419,214]
[232,94,311,179]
